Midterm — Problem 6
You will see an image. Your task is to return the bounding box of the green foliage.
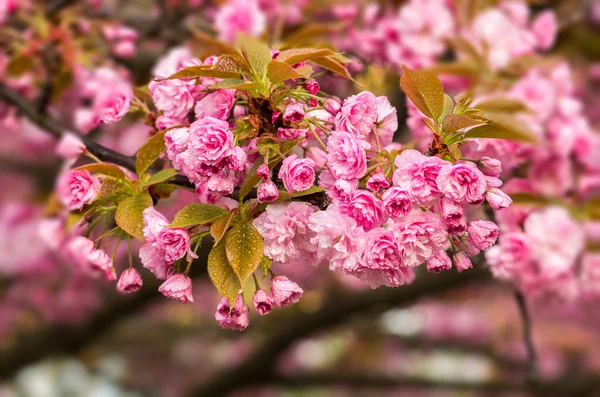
[115,192,153,241]
[277,186,324,201]
[463,112,539,143]
[208,240,242,306]
[77,163,128,179]
[210,213,235,244]
[400,65,445,120]
[135,132,166,176]
[225,221,265,289]
[169,204,229,228]
[140,168,178,187]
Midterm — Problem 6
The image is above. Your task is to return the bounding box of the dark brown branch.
[190,267,490,396]
[515,289,538,384]
[253,371,600,395]
[0,83,195,188]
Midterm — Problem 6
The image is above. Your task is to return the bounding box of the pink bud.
[478,157,502,177]
[252,289,275,315]
[215,295,249,331]
[257,179,279,203]
[486,188,513,210]
[453,252,472,273]
[56,133,86,159]
[256,164,270,180]
[467,220,499,250]
[304,80,320,95]
[283,102,305,123]
[427,250,452,274]
[117,268,143,293]
[366,172,390,192]
[158,274,194,303]
[271,275,303,308]
[324,98,341,115]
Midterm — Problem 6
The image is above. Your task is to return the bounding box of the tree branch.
[515,289,538,384]
[190,267,490,396]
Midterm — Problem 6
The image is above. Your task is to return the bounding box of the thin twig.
[515,289,538,385]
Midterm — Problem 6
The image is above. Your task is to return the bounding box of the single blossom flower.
[393,150,448,206]
[304,80,320,95]
[257,179,279,203]
[66,236,115,279]
[436,162,487,204]
[427,250,452,273]
[271,276,304,307]
[382,187,412,218]
[339,190,385,231]
[252,289,275,315]
[366,173,390,192]
[194,89,236,120]
[453,252,473,273]
[468,220,499,250]
[486,188,513,210]
[438,197,467,235]
[56,133,86,159]
[57,169,101,211]
[117,268,143,293]
[326,131,367,180]
[158,274,194,303]
[335,91,378,142]
[278,154,316,194]
[282,101,305,122]
[478,157,502,177]
[215,295,250,330]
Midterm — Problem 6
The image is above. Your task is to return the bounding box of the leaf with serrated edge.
[169,204,229,228]
[210,213,235,244]
[211,78,256,90]
[77,163,127,179]
[135,132,166,175]
[400,65,444,120]
[236,34,271,76]
[463,113,539,143]
[442,114,484,134]
[267,61,304,85]
[278,48,336,65]
[311,56,355,81]
[208,240,241,306]
[141,168,178,187]
[115,193,152,241]
[225,221,264,288]
[95,179,124,200]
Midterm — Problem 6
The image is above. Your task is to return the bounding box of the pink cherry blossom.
[382,187,412,218]
[158,274,194,303]
[436,162,487,204]
[57,169,100,211]
[278,154,316,194]
[117,268,143,293]
[334,91,378,142]
[531,10,558,50]
[427,250,452,274]
[66,236,115,279]
[56,133,86,159]
[366,173,390,192]
[215,295,249,331]
[257,179,279,203]
[252,289,275,315]
[453,252,472,273]
[271,275,304,307]
[253,202,317,264]
[195,89,235,120]
[438,197,467,235]
[339,190,385,231]
[393,149,448,206]
[468,220,499,250]
[326,131,367,180]
[189,117,234,164]
[394,210,448,267]
[486,188,513,210]
[214,0,266,43]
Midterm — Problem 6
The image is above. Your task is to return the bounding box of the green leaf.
[95,179,125,201]
[267,61,305,85]
[225,221,264,288]
[211,78,256,90]
[260,256,272,279]
[115,193,153,241]
[583,198,600,220]
[281,24,340,48]
[442,114,484,134]
[509,193,550,206]
[400,65,444,120]
[169,204,229,228]
[463,113,539,143]
[474,98,530,113]
[140,168,178,187]
[76,163,127,179]
[311,56,355,81]
[236,34,272,77]
[277,186,324,201]
[135,132,166,175]
[277,48,337,65]
[441,94,454,119]
[210,213,235,244]
[208,240,241,306]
